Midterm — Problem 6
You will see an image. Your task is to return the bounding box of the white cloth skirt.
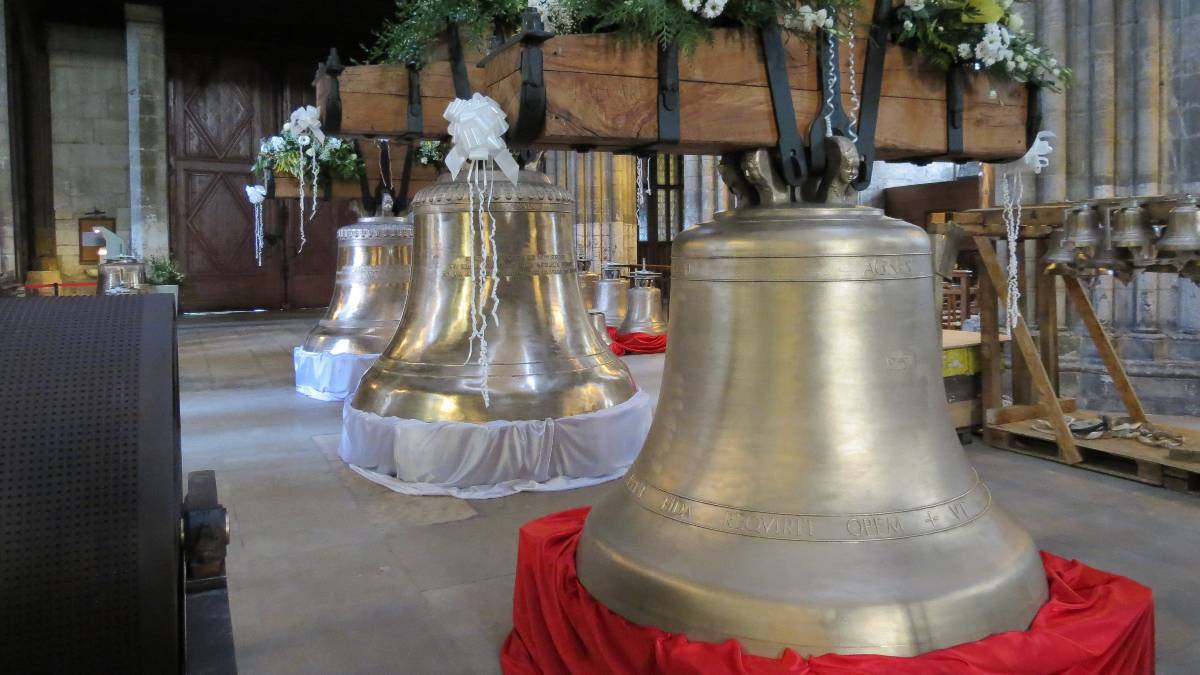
[338,390,656,499]
[293,347,379,401]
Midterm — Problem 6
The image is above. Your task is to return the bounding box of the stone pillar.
[125,4,169,261]
[0,0,16,279]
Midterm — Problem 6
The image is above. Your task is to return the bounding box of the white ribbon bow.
[245,184,267,205]
[443,94,520,184]
[1000,130,1055,176]
[289,105,325,146]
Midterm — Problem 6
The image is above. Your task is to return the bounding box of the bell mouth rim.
[715,204,885,221]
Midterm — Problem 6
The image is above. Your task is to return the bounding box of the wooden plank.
[1062,275,1149,422]
[1011,243,1033,404]
[975,235,1082,464]
[976,249,1003,413]
[997,410,1200,475]
[1035,237,1060,393]
[480,30,1027,157]
[986,399,1076,425]
[272,175,362,201]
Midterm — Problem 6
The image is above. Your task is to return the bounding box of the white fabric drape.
[338,390,655,499]
[293,347,379,401]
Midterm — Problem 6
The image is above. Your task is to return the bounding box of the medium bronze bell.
[577,258,600,311]
[350,170,637,422]
[1158,195,1200,254]
[1041,229,1079,275]
[577,199,1047,657]
[1066,203,1102,250]
[1087,215,1132,277]
[301,217,414,356]
[1111,200,1153,249]
[593,263,629,328]
[617,264,667,336]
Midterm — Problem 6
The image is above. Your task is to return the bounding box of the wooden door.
[169,47,285,311]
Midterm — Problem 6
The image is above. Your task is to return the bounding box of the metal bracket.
[482,8,552,146]
[374,138,393,213]
[656,43,681,146]
[945,67,966,157]
[446,26,473,99]
[406,64,423,137]
[183,470,229,593]
[1024,83,1043,152]
[321,48,345,134]
[759,26,806,187]
[264,165,276,200]
[850,0,891,191]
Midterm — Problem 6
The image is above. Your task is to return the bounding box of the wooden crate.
[270,142,441,202]
[482,29,1028,157]
[316,46,488,138]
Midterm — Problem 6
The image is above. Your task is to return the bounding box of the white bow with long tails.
[442,93,520,407]
[994,130,1056,334]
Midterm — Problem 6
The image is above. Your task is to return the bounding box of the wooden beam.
[1035,238,1060,393]
[1062,275,1149,423]
[986,399,1077,426]
[975,236,1082,464]
[977,249,1003,413]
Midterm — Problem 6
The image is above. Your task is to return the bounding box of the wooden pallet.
[985,411,1200,495]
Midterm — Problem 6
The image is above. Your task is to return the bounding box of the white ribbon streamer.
[245,185,267,266]
[443,94,521,406]
[996,130,1056,333]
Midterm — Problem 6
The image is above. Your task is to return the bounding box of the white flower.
[1007,13,1024,31]
[260,141,270,154]
[903,19,914,31]
[326,137,342,150]
[297,135,311,146]
[245,185,267,205]
[905,0,925,11]
[700,0,726,19]
[786,5,830,33]
[957,43,973,59]
[282,122,291,132]
[270,136,285,151]
[682,0,701,11]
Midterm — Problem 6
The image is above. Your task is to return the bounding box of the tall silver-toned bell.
[589,310,615,349]
[577,201,1048,658]
[1066,203,1102,249]
[618,264,667,336]
[1158,195,1200,254]
[351,170,637,422]
[301,216,414,355]
[593,263,629,327]
[577,258,600,311]
[1042,229,1078,275]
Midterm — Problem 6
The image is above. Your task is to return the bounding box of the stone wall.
[47,24,131,281]
[1024,0,1200,415]
[0,0,16,279]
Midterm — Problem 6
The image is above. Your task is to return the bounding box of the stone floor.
[180,311,1199,674]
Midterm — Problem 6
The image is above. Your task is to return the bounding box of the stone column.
[124,4,169,261]
[0,0,16,278]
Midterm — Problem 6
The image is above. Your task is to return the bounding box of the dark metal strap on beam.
[446,26,473,99]
[498,8,553,146]
[850,0,891,190]
[321,48,345,134]
[759,25,806,187]
[397,140,416,212]
[406,64,423,137]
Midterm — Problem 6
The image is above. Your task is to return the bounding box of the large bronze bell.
[617,265,667,336]
[301,217,414,355]
[593,263,629,328]
[577,151,1047,657]
[1066,203,1102,249]
[350,170,637,422]
[1158,195,1200,254]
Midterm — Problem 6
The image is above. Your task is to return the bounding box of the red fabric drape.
[501,508,1155,675]
[604,327,627,356]
[611,327,668,354]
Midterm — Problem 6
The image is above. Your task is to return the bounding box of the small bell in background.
[593,263,629,328]
[618,261,667,337]
[1041,228,1079,276]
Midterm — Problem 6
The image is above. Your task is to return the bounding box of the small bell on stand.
[1041,228,1080,276]
[577,257,599,311]
[593,263,629,328]
[618,260,668,337]
[1156,195,1200,272]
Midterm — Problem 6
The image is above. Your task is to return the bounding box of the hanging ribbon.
[245,185,267,266]
[995,130,1056,333]
[442,93,520,407]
